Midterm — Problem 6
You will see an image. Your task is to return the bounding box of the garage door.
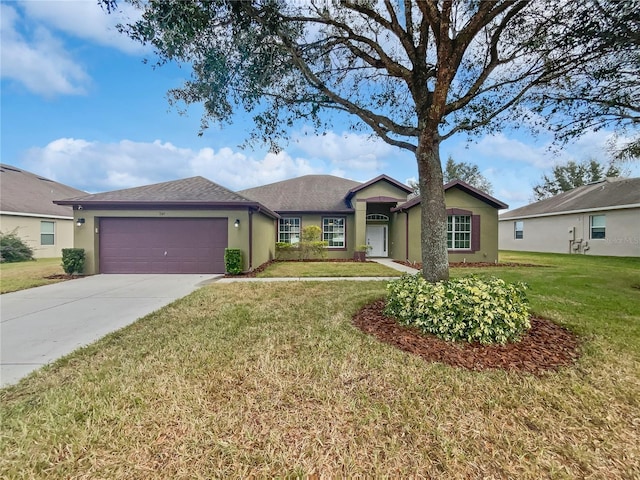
[99,218,228,273]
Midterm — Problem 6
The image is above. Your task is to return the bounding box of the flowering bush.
[385,274,531,345]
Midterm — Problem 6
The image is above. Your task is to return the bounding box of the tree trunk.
[416,131,449,283]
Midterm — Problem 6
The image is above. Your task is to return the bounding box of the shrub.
[385,274,531,345]
[275,242,295,260]
[0,230,34,263]
[61,248,85,274]
[298,225,328,260]
[224,248,243,275]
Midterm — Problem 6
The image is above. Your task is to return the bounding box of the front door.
[366,224,388,257]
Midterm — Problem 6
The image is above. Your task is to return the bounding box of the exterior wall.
[499,207,640,257]
[72,208,256,274]
[251,211,276,269]
[395,188,501,263]
[277,213,356,259]
[0,213,74,258]
[351,181,410,256]
[445,188,500,263]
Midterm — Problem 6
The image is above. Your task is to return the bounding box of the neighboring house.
[55,174,508,274]
[499,177,640,257]
[0,164,86,258]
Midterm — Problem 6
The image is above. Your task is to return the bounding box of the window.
[447,215,471,250]
[514,220,524,239]
[322,217,345,248]
[590,215,606,239]
[41,221,55,245]
[278,217,301,244]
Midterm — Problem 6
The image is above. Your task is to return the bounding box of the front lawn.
[1,253,639,478]
[0,258,66,294]
[256,260,402,277]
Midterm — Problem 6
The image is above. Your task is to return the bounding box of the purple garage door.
[99,218,228,273]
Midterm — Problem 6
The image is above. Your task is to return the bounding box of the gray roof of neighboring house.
[500,177,640,219]
[0,164,86,218]
[55,176,279,218]
[239,175,362,212]
[392,179,508,211]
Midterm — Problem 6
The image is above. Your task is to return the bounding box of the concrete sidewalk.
[1,274,220,387]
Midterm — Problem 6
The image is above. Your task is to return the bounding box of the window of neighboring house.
[322,217,345,248]
[41,221,55,245]
[447,215,471,250]
[514,220,524,239]
[590,214,606,239]
[278,217,301,244]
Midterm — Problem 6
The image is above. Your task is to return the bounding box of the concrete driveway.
[0,274,220,388]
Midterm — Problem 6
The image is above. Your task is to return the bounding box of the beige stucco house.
[499,177,640,257]
[55,174,508,274]
[0,164,86,259]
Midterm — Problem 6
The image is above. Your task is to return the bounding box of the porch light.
[76,218,85,227]
[234,219,240,228]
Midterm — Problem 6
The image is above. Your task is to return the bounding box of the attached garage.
[54,176,279,275]
[99,218,228,274]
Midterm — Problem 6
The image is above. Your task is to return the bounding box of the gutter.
[499,203,640,221]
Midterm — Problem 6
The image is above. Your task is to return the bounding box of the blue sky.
[2,1,637,210]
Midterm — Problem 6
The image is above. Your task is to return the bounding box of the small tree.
[0,230,34,263]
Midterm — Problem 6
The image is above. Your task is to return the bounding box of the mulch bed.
[353,299,581,376]
[44,274,85,280]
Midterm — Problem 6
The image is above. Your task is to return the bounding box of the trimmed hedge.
[61,248,85,275]
[224,248,243,275]
[385,274,531,345]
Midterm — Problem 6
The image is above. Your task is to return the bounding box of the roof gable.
[239,175,361,212]
[500,177,640,219]
[393,180,508,211]
[346,174,412,198]
[0,164,86,218]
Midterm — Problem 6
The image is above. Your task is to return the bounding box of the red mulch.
[394,260,543,269]
[353,299,581,376]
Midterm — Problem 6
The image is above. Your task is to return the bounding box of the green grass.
[256,260,402,277]
[0,258,66,293]
[1,252,639,478]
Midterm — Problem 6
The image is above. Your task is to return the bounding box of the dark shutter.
[471,215,481,252]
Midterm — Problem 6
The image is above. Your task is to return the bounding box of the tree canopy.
[102,0,639,282]
[532,159,622,200]
[443,156,493,194]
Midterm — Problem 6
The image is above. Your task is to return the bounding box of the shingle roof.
[500,177,640,219]
[392,179,508,211]
[55,176,279,218]
[57,176,253,204]
[239,175,362,212]
[0,164,86,218]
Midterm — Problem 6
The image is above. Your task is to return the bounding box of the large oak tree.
[103,0,638,282]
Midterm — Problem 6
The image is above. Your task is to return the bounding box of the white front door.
[366,224,388,257]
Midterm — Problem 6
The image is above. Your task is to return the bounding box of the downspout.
[405,210,409,261]
[249,209,254,271]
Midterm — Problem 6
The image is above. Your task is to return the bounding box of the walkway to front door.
[366,224,388,257]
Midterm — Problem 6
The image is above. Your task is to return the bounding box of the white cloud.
[0,4,90,96]
[22,138,319,193]
[291,129,397,174]
[22,0,145,54]
[471,133,557,169]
